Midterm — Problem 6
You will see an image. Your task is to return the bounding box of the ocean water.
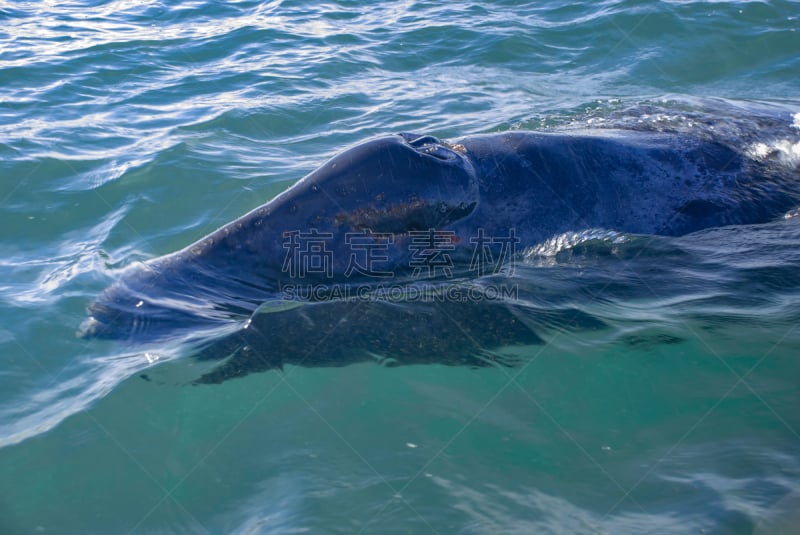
[2,0,800,533]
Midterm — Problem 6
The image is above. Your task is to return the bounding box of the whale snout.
[77,314,107,339]
[79,286,154,341]
[80,277,208,341]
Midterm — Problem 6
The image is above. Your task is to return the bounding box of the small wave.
[0,324,232,448]
[0,349,153,448]
[522,229,630,260]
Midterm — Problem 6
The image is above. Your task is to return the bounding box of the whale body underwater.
[82,122,800,383]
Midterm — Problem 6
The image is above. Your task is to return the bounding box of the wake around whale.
[81,106,800,382]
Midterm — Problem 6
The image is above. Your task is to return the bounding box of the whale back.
[460,129,800,240]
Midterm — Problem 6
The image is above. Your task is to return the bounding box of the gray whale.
[81,120,800,380]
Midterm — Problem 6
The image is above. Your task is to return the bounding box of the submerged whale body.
[82,110,800,381]
[190,297,546,384]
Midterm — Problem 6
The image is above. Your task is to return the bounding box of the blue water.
[2,1,800,533]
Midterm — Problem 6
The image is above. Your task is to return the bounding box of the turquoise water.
[2,1,800,533]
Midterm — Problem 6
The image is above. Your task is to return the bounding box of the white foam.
[747,139,800,167]
[744,111,800,166]
[523,229,628,259]
[783,208,800,220]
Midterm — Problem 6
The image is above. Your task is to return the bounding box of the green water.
[1,1,800,533]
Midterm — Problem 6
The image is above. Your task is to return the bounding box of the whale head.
[82,133,481,341]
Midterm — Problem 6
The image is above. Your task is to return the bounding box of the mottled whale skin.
[82,128,800,349]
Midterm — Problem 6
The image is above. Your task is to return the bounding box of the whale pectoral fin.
[193,357,248,385]
[193,346,284,385]
[191,323,285,384]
